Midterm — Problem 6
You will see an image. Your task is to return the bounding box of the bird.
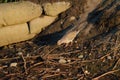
[57,29,80,45]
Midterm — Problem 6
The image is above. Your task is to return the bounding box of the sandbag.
[43,1,71,16]
[0,23,35,47]
[29,15,57,34]
[0,1,42,27]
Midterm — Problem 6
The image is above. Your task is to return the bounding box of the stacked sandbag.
[0,23,35,46]
[0,1,42,27]
[0,1,42,46]
[30,16,57,34]
[0,1,71,47]
[43,1,71,16]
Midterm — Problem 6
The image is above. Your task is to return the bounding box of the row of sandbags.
[0,1,71,47]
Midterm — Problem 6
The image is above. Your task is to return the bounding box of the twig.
[42,46,59,59]
[92,69,120,80]
[41,73,62,79]
[0,73,21,80]
[0,65,7,69]
[112,58,120,70]
[26,62,44,71]
[33,45,46,54]
[99,52,113,60]
[0,55,41,62]
[21,54,27,74]
[0,57,20,62]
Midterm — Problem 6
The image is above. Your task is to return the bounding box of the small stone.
[17,52,23,56]
[76,46,79,49]
[10,62,17,67]
[84,52,87,54]
[60,21,64,24]
[107,56,112,60]
[67,59,71,63]
[69,16,76,21]
[27,54,30,57]
[59,58,67,64]
[84,70,90,74]
[43,1,71,16]
[84,47,87,49]
[78,55,84,59]
[56,68,60,72]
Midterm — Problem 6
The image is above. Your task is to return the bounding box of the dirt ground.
[0,0,120,80]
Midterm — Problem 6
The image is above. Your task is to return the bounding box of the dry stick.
[1,73,21,80]
[47,71,68,74]
[38,68,66,79]
[45,50,82,59]
[112,37,120,70]
[0,65,7,69]
[49,49,81,56]
[0,57,22,62]
[42,46,60,59]
[33,45,46,54]
[99,40,120,60]
[26,62,44,72]
[0,55,41,62]
[42,74,62,79]
[63,74,85,80]
[99,52,113,60]
[113,37,120,54]
[0,46,57,62]
[92,69,120,80]
[112,58,120,70]
[46,60,71,67]
[0,57,20,62]
[47,57,98,66]
[21,54,27,74]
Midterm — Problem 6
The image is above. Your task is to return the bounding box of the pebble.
[78,54,84,59]
[17,52,23,56]
[84,70,90,74]
[69,16,76,21]
[56,68,60,72]
[107,56,112,60]
[67,59,71,63]
[59,58,67,64]
[10,62,17,67]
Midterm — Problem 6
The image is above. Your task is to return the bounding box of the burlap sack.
[0,23,35,47]
[43,1,71,16]
[29,15,57,34]
[0,1,42,27]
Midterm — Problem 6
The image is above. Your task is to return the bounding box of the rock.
[78,55,84,59]
[107,56,112,60]
[0,23,35,47]
[17,52,23,56]
[43,1,71,16]
[59,58,67,64]
[56,68,60,72]
[69,16,76,21]
[10,62,17,67]
[0,1,42,27]
[29,15,57,34]
[67,59,71,63]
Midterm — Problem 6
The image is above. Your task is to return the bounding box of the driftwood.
[57,0,120,45]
